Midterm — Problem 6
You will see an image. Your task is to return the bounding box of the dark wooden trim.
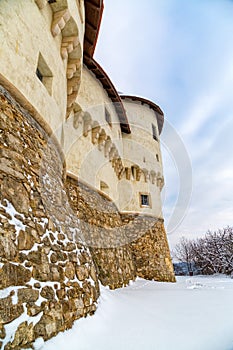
[120,95,164,134]
[84,0,104,58]
[84,55,131,134]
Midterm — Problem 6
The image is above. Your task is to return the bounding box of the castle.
[0,0,175,348]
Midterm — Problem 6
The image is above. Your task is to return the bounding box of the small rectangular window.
[140,194,150,207]
[105,108,112,127]
[36,53,53,95]
[156,154,159,162]
[152,124,158,141]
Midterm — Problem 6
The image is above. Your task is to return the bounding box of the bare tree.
[173,237,194,275]
[174,227,233,276]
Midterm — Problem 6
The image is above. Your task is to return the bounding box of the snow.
[42,276,233,350]
[0,200,26,234]
[37,218,48,229]
[0,286,22,301]
[34,337,45,350]
[2,305,42,348]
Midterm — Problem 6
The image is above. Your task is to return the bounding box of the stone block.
[41,286,55,300]
[0,263,31,289]
[75,265,89,281]
[18,288,39,304]
[0,234,18,260]
[65,262,75,280]
[10,321,34,348]
[0,296,24,324]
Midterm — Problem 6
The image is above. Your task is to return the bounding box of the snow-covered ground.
[42,276,233,350]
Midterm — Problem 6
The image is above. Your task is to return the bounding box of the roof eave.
[84,55,131,134]
[120,95,164,134]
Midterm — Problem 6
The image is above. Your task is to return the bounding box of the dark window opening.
[36,68,43,82]
[100,181,109,195]
[156,154,159,162]
[36,53,53,95]
[48,0,57,4]
[152,124,158,141]
[141,194,150,206]
[105,108,112,127]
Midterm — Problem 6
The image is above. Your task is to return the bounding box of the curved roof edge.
[84,0,104,58]
[84,55,131,134]
[83,2,163,135]
[120,95,164,134]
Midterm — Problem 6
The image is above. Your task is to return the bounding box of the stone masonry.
[0,84,175,349]
[0,86,99,349]
[66,176,175,287]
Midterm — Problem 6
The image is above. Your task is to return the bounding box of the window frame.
[36,53,53,95]
[139,192,151,208]
[152,123,158,142]
[105,107,112,127]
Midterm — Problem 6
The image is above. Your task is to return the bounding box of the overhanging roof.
[120,95,164,134]
[84,1,130,133]
[84,55,131,134]
[84,0,104,58]
[83,1,163,135]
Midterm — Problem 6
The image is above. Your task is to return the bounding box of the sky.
[95,0,233,248]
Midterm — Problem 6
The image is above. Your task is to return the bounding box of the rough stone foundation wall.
[66,176,176,287]
[0,86,99,349]
[122,215,176,282]
[66,176,137,289]
[0,84,175,349]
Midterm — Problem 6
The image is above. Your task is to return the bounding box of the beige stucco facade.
[0,0,85,143]
[119,99,164,216]
[64,66,123,201]
[0,0,165,218]
[0,2,175,347]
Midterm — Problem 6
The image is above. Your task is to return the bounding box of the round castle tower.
[118,95,165,218]
[0,0,175,348]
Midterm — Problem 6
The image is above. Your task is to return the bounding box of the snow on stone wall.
[0,86,99,349]
[0,85,175,349]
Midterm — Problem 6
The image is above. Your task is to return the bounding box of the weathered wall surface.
[122,100,162,172]
[66,175,137,289]
[64,66,123,201]
[121,215,176,282]
[0,0,66,132]
[77,67,122,142]
[0,0,85,141]
[66,175,175,289]
[0,87,175,349]
[0,2,176,349]
[119,99,164,215]
[64,116,120,201]
[0,86,99,349]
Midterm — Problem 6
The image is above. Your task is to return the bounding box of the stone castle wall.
[66,176,175,287]
[0,84,175,349]
[0,86,99,349]
[66,176,137,289]
[122,215,175,282]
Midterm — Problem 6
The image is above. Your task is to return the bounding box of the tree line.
[173,226,233,276]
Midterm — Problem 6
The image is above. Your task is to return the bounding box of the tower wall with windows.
[118,98,164,218]
[0,0,85,143]
[64,66,123,203]
[0,0,175,348]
